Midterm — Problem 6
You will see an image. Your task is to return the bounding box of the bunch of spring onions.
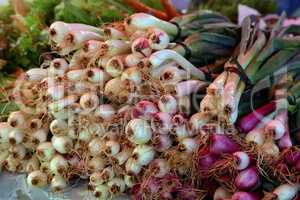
[0,10,241,199]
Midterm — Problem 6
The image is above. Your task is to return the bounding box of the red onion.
[284,149,300,166]
[210,134,239,155]
[296,160,300,171]
[197,148,219,174]
[231,192,260,200]
[237,102,276,133]
[234,167,259,190]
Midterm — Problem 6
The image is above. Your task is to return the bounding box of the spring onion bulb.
[151,112,172,134]
[86,68,110,85]
[78,129,92,143]
[27,170,48,188]
[105,140,120,156]
[94,104,116,121]
[105,55,126,77]
[132,145,155,166]
[99,167,115,183]
[159,66,189,84]
[50,155,69,175]
[113,148,132,165]
[51,135,73,154]
[87,156,106,171]
[8,129,24,145]
[0,123,12,143]
[7,111,26,128]
[158,95,177,114]
[6,155,21,172]
[124,175,136,188]
[36,142,56,161]
[126,118,152,144]
[90,172,103,186]
[108,177,126,194]
[88,138,104,156]
[125,53,144,67]
[148,27,170,50]
[49,58,69,76]
[233,151,250,170]
[10,144,26,159]
[50,119,68,135]
[121,67,142,85]
[104,78,124,99]
[79,92,99,111]
[125,157,142,175]
[32,129,48,144]
[51,175,67,192]
[93,184,110,199]
[132,37,152,57]
[29,119,42,130]
[149,50,206,80]
[59,30,103,55]
[99,40,131,57]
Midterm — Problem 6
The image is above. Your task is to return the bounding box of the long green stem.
[251,48,299,83]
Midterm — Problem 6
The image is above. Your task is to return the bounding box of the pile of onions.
[2,9,300,200]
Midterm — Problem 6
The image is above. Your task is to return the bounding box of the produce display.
[0,3,300,200]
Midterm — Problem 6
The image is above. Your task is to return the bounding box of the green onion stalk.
[199,15,266,123]
[203,14,300,124]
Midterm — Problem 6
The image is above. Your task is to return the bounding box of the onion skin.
[237,101,276,133]
[234,167,259,191]
[231,192,260,200]
[210,134,239,155]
